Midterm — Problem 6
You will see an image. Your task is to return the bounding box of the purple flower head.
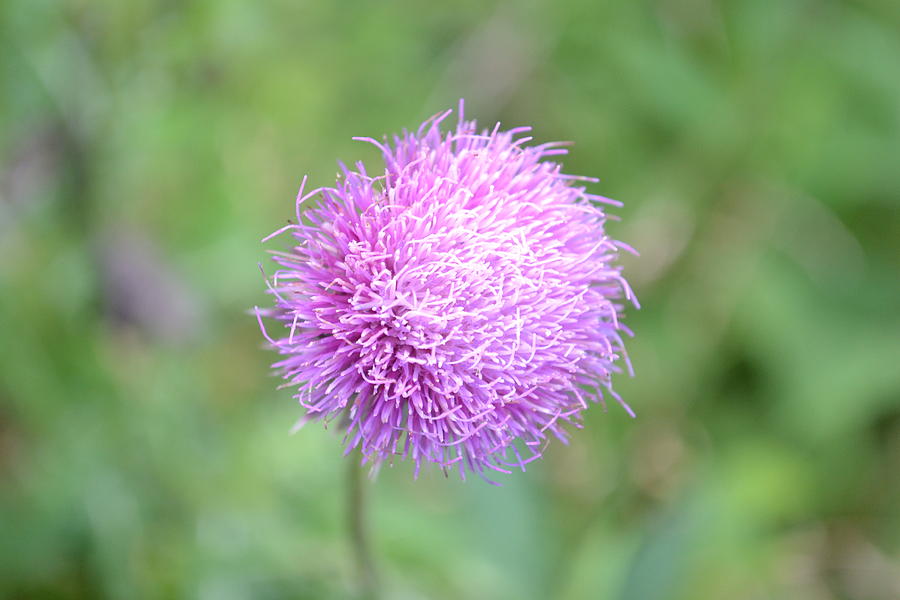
[257,101,637,481]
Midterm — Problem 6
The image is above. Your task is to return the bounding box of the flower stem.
[348,454,378,599]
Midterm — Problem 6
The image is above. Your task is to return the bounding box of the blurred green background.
[2,0,899,598]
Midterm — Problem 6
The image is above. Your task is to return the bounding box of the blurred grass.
[1,0,899,598]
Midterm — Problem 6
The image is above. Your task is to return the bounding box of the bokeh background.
[2,0,899,598]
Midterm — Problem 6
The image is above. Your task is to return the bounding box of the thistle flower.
[257,101,637,481]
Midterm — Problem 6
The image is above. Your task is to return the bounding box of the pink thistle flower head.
[257,101,637,481]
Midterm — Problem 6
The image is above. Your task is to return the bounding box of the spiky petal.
[258,101,637,481]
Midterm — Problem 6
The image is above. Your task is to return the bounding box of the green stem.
[348,455,378,599]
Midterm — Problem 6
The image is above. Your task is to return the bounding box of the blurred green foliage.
[1,0,899,598]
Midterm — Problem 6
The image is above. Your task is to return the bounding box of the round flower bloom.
[257,101,637,481]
